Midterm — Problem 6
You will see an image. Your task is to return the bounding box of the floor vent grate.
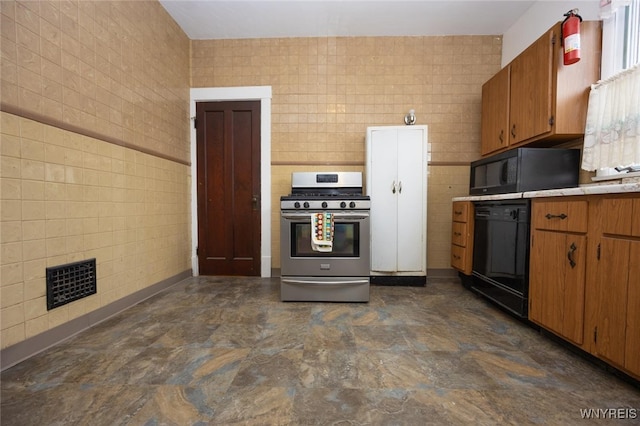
[46,259,97,310]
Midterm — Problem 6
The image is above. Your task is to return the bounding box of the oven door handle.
[281,278,370,286]
[281,212,369,220]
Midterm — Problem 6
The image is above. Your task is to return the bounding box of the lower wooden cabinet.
[529,230,587,345]
[529,194,640,380]
[450,201,474,275]
[587,197,640,378]
[529,199,588,346]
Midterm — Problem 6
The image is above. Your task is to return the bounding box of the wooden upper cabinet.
[509,27,554,145]
[480,21,602,156]
[481,67,510,155]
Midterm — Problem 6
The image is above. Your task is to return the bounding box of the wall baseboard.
[0,269,192,372]
[426,268,459,277]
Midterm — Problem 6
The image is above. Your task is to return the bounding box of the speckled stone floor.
[2,276,639,425]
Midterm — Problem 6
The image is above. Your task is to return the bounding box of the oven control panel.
[280,198,371,210]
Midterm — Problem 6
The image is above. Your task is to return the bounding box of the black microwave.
[469,148,580,195]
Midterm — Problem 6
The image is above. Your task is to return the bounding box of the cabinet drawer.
[452,201,470,223]
[452,221,468,247]
[601,198,640,237]
[451,244,469,272]
[532,200,588,233]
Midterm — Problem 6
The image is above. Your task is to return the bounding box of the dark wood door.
[196,101,261,276]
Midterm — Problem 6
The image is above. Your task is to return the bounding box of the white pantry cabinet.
[366,125,428,278]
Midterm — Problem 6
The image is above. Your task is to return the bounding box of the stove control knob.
[349,201,356,208]
[340,201,347,208]
[322,201,328,208]
[303,201,310,208]
[294,201,300,208]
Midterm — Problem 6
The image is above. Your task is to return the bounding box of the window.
[586,0,640,176]
[601,0,640,79]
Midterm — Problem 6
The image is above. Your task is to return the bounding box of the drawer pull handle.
[454,210,463,215]
[545,213,567,220]
[567,243,577,268]
[453,232,462,236]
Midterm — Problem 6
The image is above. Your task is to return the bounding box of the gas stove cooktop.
[280,172,370,210]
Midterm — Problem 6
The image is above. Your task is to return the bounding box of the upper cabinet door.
[479,21,601,156]
[481,66,510,156]
[509,27,554,145]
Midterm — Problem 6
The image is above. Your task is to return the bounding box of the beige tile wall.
[0,1,191,350]
[0,112,191,349]
[193,36,501,269]
[1,0,190,163]
[192,36,501,164]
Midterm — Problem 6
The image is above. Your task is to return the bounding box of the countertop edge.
[452,182,640,202]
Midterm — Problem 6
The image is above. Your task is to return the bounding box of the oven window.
[291,222,360,257]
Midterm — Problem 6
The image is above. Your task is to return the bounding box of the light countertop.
[452,181,640,202]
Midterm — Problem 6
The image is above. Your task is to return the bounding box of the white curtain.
[581,64,640,171]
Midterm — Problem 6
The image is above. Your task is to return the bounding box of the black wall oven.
[471,200,530,318]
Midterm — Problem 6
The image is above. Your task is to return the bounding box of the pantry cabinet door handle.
[567,243,577,268]
[391,181,396,194]
[398,181,402,194]
[545,213,567,220]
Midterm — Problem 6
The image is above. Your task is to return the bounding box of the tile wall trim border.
[0,269,193,372]
[0,104,190,167]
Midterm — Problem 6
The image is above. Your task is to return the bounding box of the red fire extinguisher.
[562,9,583,65]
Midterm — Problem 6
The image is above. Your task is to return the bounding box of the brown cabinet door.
[481,66,510,155]
[509,27,554,144]
[624,241,640,376]
[529,230,586,345]
[633,199,640,237]
[594,237,631,368]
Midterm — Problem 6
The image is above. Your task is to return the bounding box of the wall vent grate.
[46,259,97,310]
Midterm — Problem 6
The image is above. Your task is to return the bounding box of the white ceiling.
[159,0,549,40]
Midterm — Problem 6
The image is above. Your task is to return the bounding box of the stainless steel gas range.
[280,172,371,302]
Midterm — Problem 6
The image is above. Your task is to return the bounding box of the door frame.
[190,86,272,277]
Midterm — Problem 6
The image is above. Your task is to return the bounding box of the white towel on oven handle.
[311,212,333,252]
